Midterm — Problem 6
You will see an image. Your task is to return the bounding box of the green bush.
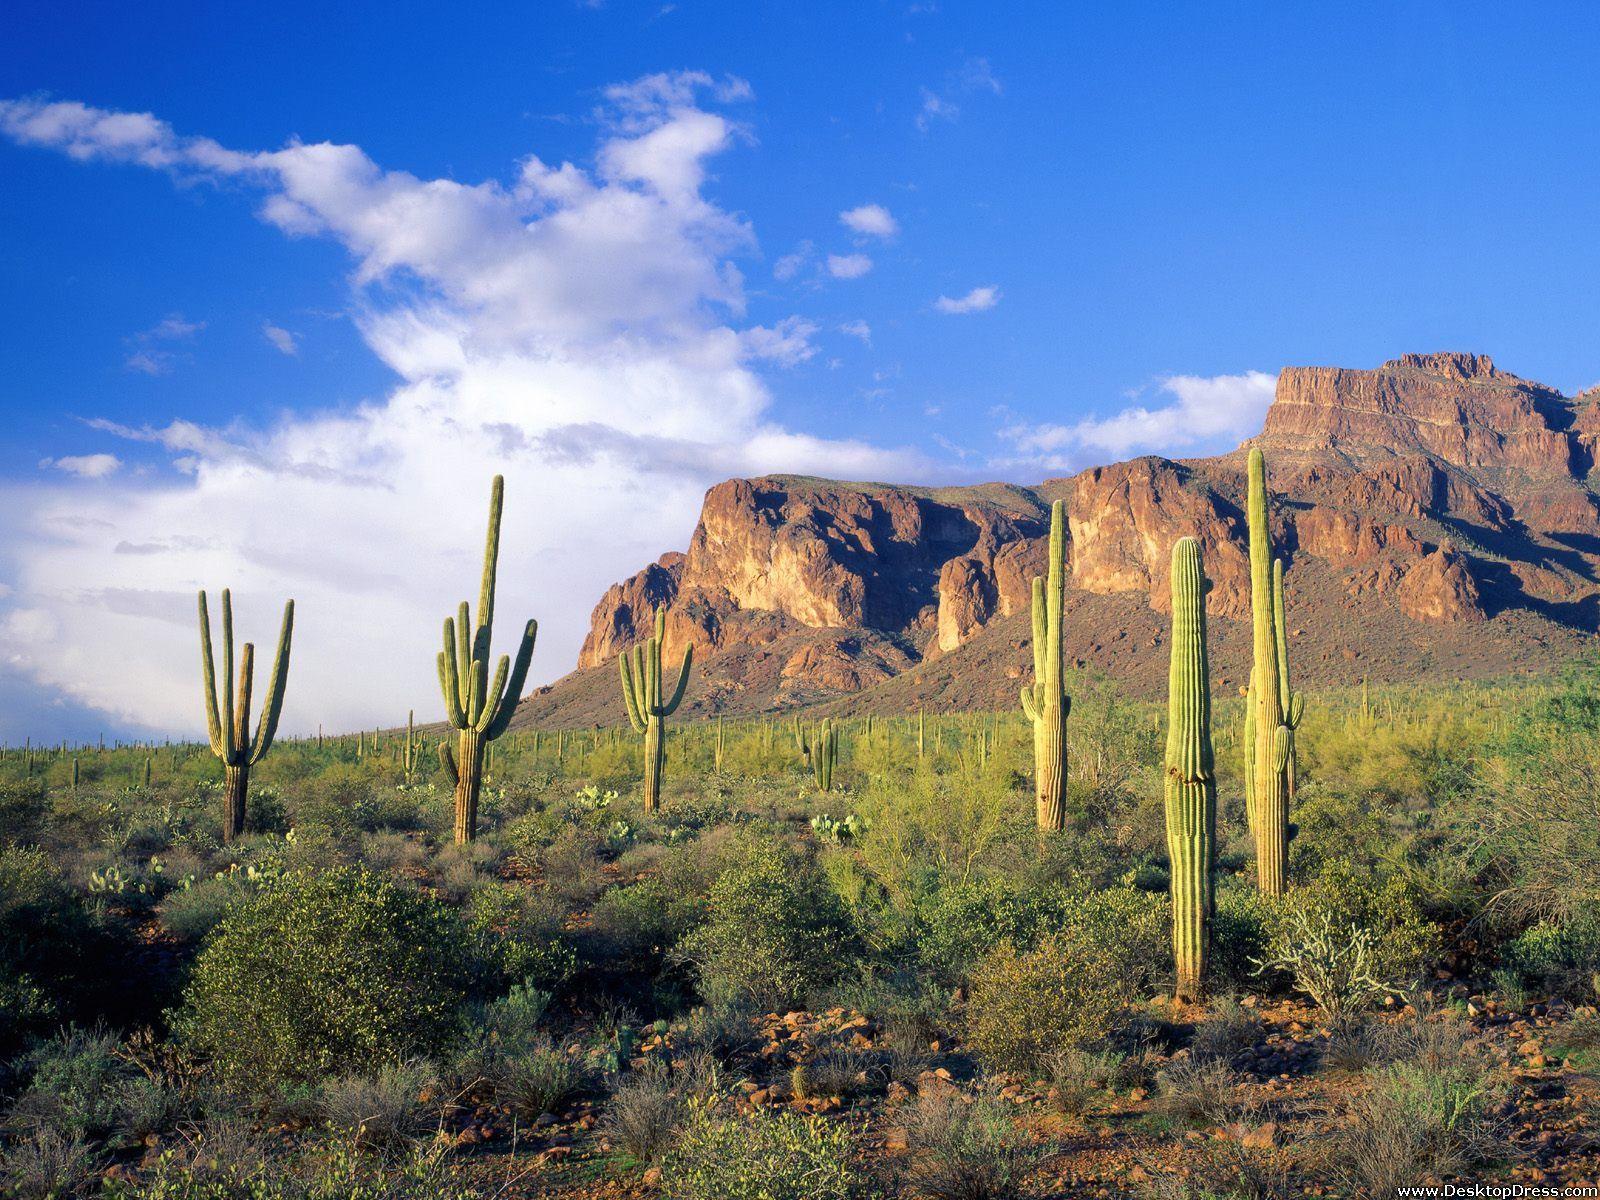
[966,887,1165,1072]
[462,882,576,992]
[663,1102,865,1200]
[1269,864,1440,990]
[1501,915,1600,999]
[174,867,470,1092]
[911,876,1074,987]
[675,840,856,1010]
[157,873,252,944]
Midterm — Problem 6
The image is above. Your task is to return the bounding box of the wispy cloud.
[916,55,1002,130]
[838,319,872,344]
[122,312,203,375]
[827,253,873,279]
[262,322,299,356]
[934,285,1000,314]
[997,370,1279,470]
[38,453,121,479]
[839,203,898,238]
[773,239,813,281]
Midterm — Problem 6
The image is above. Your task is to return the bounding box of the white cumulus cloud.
[839,203,898,238]
[262,322,299,356]
[827,253,873,280]
[0,80,928,738]
[934,285,1000,314]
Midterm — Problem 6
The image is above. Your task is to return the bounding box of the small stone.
[642,1166,663,1188]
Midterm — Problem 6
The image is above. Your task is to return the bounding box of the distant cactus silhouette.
[619,608,693,813]
[197,588,294,841]
[436,476,538,843]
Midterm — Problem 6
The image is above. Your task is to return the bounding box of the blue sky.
[2,1,1598,742]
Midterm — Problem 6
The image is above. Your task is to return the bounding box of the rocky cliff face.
[526,353,1600,724]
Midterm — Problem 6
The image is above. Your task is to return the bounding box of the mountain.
[512,353,1600,728]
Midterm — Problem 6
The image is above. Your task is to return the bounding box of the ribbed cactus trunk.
[642,715,664,813]
[1020,499,1070,832]
[452,728,485,845]
[1246,449,1290,895]
[1164,538,1216,1002]
[223,764,248,840]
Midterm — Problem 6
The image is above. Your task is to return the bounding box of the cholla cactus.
[197,589,295,841]
[619,608,693,813]
[436,476,539,843]
[1019,498,1070,831]
[1164,537,1216,1001]
[1244,449,1291,894]
[811,719,838,792]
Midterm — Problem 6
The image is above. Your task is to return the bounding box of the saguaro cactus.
[1019,498,1070,831]
[1245,449,1291,894]
[1164,538,1216,1001]
[197,589,294,841]
[436,476,539,844]
[618,608,693,813]
[1273,559,1305,803]
[811,719,838,792]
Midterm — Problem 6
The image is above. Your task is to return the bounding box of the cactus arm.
[484,619,538,740]
[248,599,294,764]
[1029,576,1047,682]
[438,619,466,727]
[234,642,256,761]
[451,601,472,714]
[1020,685,1039,724]
[619,650,648,732]
[662,643,693,716]
[197,591,225,758]
[1273,558,1293,714]
[646,626,662,713]
[220,589,236,760]
[438,740,458,785]
[476,653,510,732]
[476,476,503,646]
[1044,500,1064,696]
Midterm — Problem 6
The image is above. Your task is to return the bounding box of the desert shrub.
[1152,1059,1241,1126]
[0,848,118,1051]
[911,876,1075,986]
[493,1039,586,1119]
[902,1087,1036,1200]
[6,1025,134,1143]
[156,873,252,943]
[1189,996,1264,1063]
[1499,914,1600,1000]
[1255,908,1394,1015]
[174,867,470,1092]
[1211,886,1273,995]
[0,1128,100,1200]
[100,1135,472,1199]
[792,1042,879,1101]
[463,882,576,993]
[663,1102,865,1200]
[965,887,1164,1071]
[674,840,856,1010]
[1337,1057,1512,1194]
[675,1002,759,1065]
[588,875,702,976]
[318,1060,440,1152]
[1043,1047,1127,1117]
[0,780,48,847]
[602,1060,686,1166]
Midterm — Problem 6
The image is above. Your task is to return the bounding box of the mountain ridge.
[512,352,1600,728]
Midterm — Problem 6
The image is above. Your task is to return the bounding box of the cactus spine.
[618,608,693,813]
[1245,449,1291,894]
[198,589,295,841]
[1273,559,1304,803]
[1164,538,1216,1001]
[436,476,539,843]
[1019,498,1070,832]
[811,719,838,792]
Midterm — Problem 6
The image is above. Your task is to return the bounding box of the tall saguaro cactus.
[1164,538,1216,1001]
[198,589,294,841]
[437,476,539,844]
[1245,449,1291,894]
[1273,559,1305,802]
[811,719,838,792]
[1020,498,1070,831]
[619,608,693,813]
